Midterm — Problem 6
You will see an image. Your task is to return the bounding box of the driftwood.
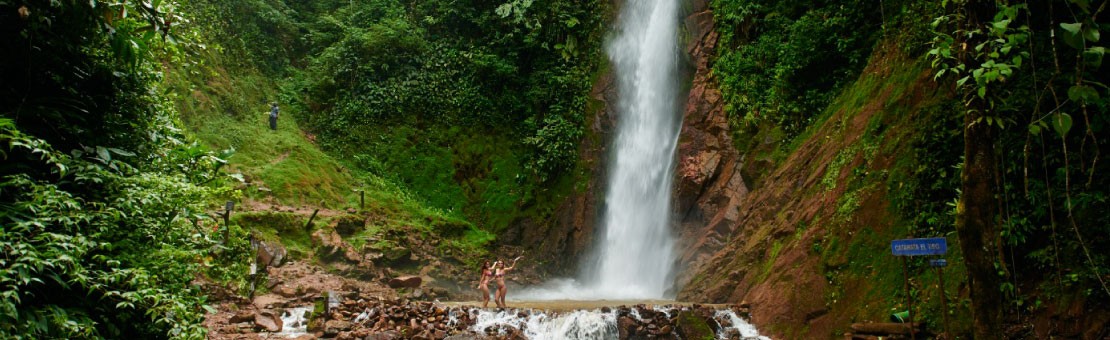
[850,322,922,335]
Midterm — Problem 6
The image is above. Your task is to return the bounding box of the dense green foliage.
[927,0,1110,306]
[712,0,1109,336]
[713,0,937,138]
[0,1,245,337]
[178,0,608,232]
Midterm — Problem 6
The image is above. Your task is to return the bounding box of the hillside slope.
[671,1,1110,338]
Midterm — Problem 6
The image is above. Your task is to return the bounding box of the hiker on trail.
[477,261,493,308]
[494,256,522,308]
[268,102,279,130]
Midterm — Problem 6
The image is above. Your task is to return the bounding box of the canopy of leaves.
[1,1,240,338]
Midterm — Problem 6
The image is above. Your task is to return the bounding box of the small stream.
[274,306,312,338]
[454,306,770,340]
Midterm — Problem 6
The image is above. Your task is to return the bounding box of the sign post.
[891,237,948,340]
[930,259,951,337]
[223,201,235,243]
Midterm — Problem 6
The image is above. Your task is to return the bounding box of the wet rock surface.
[207,274,760,340]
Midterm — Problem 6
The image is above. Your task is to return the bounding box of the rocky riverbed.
[211,294,763,339]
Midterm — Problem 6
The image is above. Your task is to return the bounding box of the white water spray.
[461,307,769,340]
[584,0,683,299]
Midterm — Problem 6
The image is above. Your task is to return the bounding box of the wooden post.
[360,190,365,210]
[305,209,320,231]
[223,202,233,243]
[937,266,951,338]
[902,256,916,340]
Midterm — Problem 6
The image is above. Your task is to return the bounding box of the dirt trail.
[240,199,346,219]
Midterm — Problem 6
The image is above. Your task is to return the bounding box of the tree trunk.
[958,110,1003,339]
[956,2,1005,337]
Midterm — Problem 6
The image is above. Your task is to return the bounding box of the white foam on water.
[462,306,767,340]
[274,306,312,338]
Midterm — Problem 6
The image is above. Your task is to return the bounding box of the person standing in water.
[494,256,521,308]
[268,102,279,130]
[477,261,493,308]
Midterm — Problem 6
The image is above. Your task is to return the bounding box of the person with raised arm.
[493,256,522,309]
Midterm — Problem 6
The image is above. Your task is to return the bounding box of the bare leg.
[495,285,505,308]
[480,286,490,308]
[498,285,507,308]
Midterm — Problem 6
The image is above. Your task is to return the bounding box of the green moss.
[164,47,357,206]
[234,211,314,259]
[759,240,785,282]
[675,311,715,340]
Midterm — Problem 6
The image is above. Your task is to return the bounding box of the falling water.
[584,0,683,299]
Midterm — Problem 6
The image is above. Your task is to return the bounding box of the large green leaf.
[1068,84,1100,103]
[1061,22,1085,49]
[1084,46,1105,68]
[1052,112,1073,137]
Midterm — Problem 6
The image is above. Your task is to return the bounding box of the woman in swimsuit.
[494,257,521,308]
[477,261,493,308]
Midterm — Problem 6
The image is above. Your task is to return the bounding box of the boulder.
[388,275,422,288]
[382,246,411,264]
[254,310,283,332]
[617,316,637,339]
[274,285,299,298]
[365,330,402,340]
[312,229,360,263]
[253,295,283,309]
[229,310,255,324]
[253,239,287,267]
[324,319,353,337]
[334,214,366,237]
[675,311,714,340]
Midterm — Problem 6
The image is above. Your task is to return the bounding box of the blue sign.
[929,259,948,267]
[891,237,947,256]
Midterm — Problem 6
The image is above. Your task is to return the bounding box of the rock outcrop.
[671,0,754,293]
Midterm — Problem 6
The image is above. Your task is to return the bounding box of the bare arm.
[506,257,522,270]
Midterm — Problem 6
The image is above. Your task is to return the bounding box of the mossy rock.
[334,214,365,237]
[383,246,411,263]
[233,211,304,233]
[428,216,469,237]
[675,310,715,340]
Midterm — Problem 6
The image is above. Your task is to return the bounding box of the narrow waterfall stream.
[517,0,685,304]
[583,0,684,299]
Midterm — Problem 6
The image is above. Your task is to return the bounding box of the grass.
[163,43,500,261]
[164,46,356,206]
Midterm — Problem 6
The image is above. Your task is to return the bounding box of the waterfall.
[583,0,683,299]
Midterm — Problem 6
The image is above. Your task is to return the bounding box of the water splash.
[468,308,618,340]
[274,306,312,338]
[461,306,768,340]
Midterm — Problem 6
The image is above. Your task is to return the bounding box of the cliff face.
[672,1,946,338]
[671,0,752,292]
[499,72,616,278]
